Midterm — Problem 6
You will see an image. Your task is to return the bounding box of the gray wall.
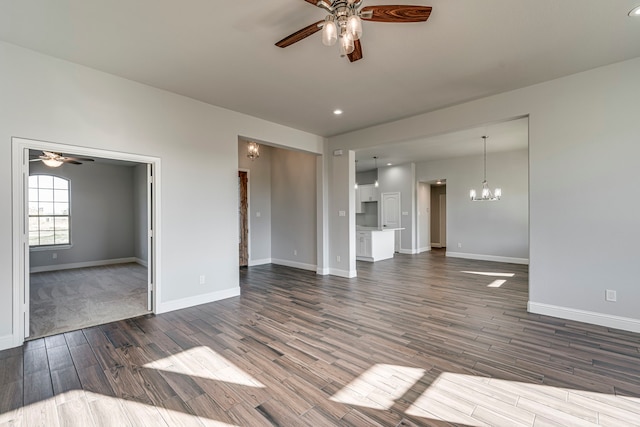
[238,142,272,264]
[417,149,529,260]
[30,161,136,268]
[271,147,317,267]
[132,163,148,264]
[377,163,416,253]
[417,182,430,251]
[356,170,377,185]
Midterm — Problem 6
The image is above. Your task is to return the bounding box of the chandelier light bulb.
[42,158,63,167]
[339,32,355,56]
[322,16,338,46]
[347,14,362,40]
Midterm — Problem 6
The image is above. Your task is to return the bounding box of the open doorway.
[430,182,446,249]
[12,138,159,342]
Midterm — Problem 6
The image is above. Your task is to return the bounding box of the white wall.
[417,182,431,252]
[329,56,640,332]
[417,149,529,262]
[0,41,325,347]
[238,142,272,264]
[29,161,137,269]
[271,148,318,269]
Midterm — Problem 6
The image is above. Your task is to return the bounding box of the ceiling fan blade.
[360,5,432,22]
[276,20,323,48]
[63,156,95,162]
[29,158,42,162]
[62,159,83,165]
[348,39,363,62]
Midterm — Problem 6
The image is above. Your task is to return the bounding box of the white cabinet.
[359,184,378,202]
[356,231,372,257]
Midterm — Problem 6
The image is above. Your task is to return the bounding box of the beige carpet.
[29,263,150,339]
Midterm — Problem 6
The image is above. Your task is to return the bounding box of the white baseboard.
[157,287,241,314]
[271,258,317,272]
[431,243,443,248]
[418,246,431,253]
[30,257,138,273]
[136,258,148,267]
[248,258,272,266]
[528,301,640,334]
[316,267,330,275]
[0,334,16,351]
[329,268,357,278]
[399,248,418,255]
[445,251,529,265]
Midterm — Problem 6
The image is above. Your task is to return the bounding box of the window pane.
[55,231,69,244]
[53,177,68,190]
[29,175,38,188]
[54,203,69,215]
[39,202,54,215]
[39,232,55,246]
[29,217,39,232]
[29,232,40,246]
[54,217,69,231]
[28,202,39,216]
[54,189,68,203]
[39,217,54,231]
[39,175,53,189]
[28,189,38,202]
[39,189,54,202]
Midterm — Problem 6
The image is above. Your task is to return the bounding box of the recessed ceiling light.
[333,109,343,115]
[386,162,392,166]
[629,5,640,16]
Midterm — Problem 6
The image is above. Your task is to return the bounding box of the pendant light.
[354,159,359,189]
[470,136,501,201]
[373,156,379,188]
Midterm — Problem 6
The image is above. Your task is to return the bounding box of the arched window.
[28,175,70,247]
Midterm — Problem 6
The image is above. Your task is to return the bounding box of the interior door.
[381,192,401,252]
[238,171,249,267]
[147,163,153,311]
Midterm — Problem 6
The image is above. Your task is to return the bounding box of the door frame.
[238,169,250,267]
[11,137,161,346]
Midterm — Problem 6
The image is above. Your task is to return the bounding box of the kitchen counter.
[356,227,404,262]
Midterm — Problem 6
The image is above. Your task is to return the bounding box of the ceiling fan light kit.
[30,151,95,167]
[276,1,432,62]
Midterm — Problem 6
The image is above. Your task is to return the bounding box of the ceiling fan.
[30,151,95,167]
[275,0,432,62]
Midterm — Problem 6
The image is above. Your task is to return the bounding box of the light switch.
[402,211,409,216]
[338,210,346,217]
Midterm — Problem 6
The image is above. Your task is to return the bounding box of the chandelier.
[247,141,260,160]
[321,0,363,56]
[470,136,501,201]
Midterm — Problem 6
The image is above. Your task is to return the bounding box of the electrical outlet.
[457,243,462,248]
[52,252,57,259]
[605,289,617,302]
[294,249,298,256]
[199,275,206,285]
[336,255,341,262]
[256,211,261,217]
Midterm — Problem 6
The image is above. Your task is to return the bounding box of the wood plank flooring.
[2,251,640,426]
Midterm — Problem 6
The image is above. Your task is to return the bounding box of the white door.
[381,192,401,252]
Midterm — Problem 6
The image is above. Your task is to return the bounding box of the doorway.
[430,184,446,248]
[12,137,160,344]
[238,170,249,267]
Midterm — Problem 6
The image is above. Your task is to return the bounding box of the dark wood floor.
[2,251,640,426]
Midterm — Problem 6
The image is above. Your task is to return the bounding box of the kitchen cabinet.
[359,184,378,202]
[356,228,398,262]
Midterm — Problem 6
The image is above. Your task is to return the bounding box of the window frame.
[28,174,72,250]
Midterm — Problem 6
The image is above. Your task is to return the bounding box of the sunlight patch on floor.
[0,391,240,427]
[406,372,640,426]
[487,279,507,288]
[461,271,515,277]
[330,364,425,410]
[143,346,265,388]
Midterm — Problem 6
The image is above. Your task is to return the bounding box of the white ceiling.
[1,1,639,139]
